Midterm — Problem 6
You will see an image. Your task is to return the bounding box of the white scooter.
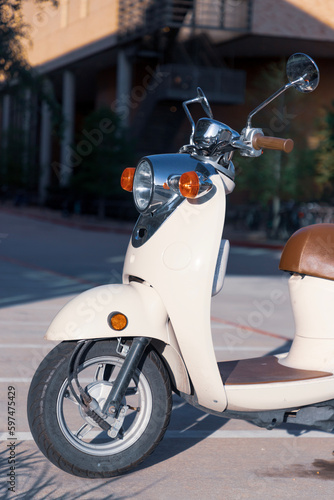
[28,53,334,478]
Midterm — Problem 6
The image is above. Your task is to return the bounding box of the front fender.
[45,281,191,395]
[45,281,169,342]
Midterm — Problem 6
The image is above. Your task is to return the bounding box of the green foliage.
[315,104,334,199]
[1,127,27,187]
[0,0,29,82]
[0,0,62,130]
[236,145,319,205]
[286,147,319,201]
[0,0,62,191]
[235,59,320,204]
[234,154,278,206]
[0,0,57,83]
[70,108,135,209]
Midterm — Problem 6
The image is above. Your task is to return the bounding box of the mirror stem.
[246,82,293,128]
[183,98,198,144]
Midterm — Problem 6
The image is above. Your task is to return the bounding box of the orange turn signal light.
[109,312,128,331]
[179,171,200,198]
[121,168,136,192]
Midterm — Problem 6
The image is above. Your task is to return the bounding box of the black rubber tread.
[27,340,172,478]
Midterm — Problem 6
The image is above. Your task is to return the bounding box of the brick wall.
[22,0,119,67]
[252,0,334,41]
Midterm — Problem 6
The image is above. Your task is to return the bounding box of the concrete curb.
[0,206,133,235]
[1,205,286,250]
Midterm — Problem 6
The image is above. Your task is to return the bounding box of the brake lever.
[230,138,253,153]
[232,127,264,157]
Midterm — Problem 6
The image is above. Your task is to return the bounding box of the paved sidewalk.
[0,204,286,250]
[0,204,134,235]
[1,208,333,499]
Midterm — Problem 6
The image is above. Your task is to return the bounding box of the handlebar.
[252,133,294,153]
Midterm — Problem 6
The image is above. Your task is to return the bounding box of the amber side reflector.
[179,171,200,198]
[109,312,128,331]
[121,168,136,192]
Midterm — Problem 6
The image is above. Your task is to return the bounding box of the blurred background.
[1,0,334,239]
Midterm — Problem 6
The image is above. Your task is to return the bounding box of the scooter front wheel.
[27,339,172,478]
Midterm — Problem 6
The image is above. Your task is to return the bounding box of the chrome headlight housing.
[133,160,153,213]
[130,154,217,247]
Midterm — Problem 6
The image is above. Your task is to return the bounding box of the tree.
[315,104,334,200]
[0,0,57,84]
[234,59,321,235]
[0,0,61,119]
[1,0,29,83]
[0,0,61,196]
[70,108,135,219]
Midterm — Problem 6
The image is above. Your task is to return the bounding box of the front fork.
[68,337,151,436]
[102,337,151,415]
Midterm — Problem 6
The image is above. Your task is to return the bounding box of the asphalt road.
[0,210,333,499]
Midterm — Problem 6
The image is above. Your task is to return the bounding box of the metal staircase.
[118,0,253,42]
[130,62,246,155]
[118,1,251,154]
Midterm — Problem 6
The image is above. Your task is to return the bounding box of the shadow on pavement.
[0,211,128,308]
[0,209,286,309]
[0,400,230,499]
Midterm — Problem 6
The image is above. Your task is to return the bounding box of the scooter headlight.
[133,160,153,212]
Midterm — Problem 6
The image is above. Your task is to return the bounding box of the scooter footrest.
[219,356,332,385]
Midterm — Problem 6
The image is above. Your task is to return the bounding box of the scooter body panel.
[225,372,334,412]
[44,281,191,395]
[223,274,334,412]
[45,282,168,342]
[123,172,232,412]
[280,274,334,371]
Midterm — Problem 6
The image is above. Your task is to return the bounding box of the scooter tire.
[27,339,172,478]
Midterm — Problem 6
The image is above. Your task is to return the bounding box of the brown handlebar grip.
[253,133,294,153]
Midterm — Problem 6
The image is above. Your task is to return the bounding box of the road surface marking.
[106,256,124,263]
[211,316,290,341]
[0,378,32,383]
[0,429,332,441]
[0,344,50,348]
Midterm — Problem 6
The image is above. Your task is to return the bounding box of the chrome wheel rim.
[56,355,152,456]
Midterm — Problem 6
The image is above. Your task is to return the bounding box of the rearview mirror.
[286,53,320,93]
[246,53,320,128]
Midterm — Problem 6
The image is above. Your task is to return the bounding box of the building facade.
[1,0,334,207]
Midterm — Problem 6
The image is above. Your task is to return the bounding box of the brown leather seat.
[279,223,334,281]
